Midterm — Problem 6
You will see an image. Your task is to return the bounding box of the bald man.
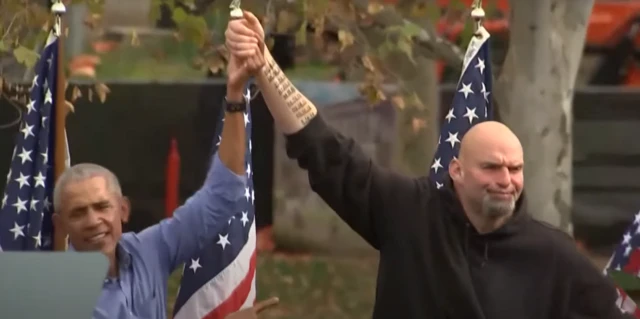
[450,121,524,234]
[225,11,631,319]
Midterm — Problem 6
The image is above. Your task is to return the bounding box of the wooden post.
[52,1,70,252]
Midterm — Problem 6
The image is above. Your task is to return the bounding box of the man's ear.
[120,196,131,224]
[52,213,65,233]
[449,158,463,182]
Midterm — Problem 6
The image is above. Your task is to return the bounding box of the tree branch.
[263,0,277,37]
[349,0,465,69]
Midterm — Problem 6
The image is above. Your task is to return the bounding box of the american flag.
[429,27,493,186]
[0,31,64,251]
[605,212,640,317]
[173,88,257,319]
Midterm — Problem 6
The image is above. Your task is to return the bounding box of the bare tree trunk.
[354,0,441,175]
[391,57,440,175]
[399,3,441,175]
[495,0,594,231]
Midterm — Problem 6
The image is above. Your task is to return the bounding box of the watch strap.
[224,96,246,113]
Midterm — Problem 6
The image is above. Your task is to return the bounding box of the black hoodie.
[285,114,631,319]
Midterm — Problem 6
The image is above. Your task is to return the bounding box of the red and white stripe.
[615,286,640,318]
[174,221,257,319]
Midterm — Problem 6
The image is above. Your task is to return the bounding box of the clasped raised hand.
[225,10,266,90]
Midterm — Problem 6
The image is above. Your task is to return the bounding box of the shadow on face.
[53,176,129,258]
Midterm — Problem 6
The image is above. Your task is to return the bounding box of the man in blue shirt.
[50,40,270,318]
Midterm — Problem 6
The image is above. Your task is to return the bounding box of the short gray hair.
[53,163,122,211]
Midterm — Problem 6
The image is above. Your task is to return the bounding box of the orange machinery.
[433,0,640,86]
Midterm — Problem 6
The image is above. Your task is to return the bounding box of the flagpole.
[52,0,69,252]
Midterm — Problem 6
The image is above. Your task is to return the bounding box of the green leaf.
[296,21,307,46]
[376,40,395,59]
[20,30,49,51]
[425,2,441,24]
[185,16,209,47]
[296,0,309,47]
[182,0,196,10]
[34,30,49,49]
[397,38,415,64]
[449,0,466,11]
[383,25,402,37]
[172,7,189,24]
[381,21,420,64]
[385,22,422,43]
[172,7,209,47]
[400,21,423,38]
[13,45,40,69]
[459,20,475,49]
[610,270,640,292]
[149,0,164,23]
[484,0,501,19]
[0,41,9,52]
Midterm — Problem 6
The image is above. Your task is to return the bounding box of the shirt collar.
[68,242,132,280]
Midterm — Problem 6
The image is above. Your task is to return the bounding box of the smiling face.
[449,121,524,220]
[53,175,129,258]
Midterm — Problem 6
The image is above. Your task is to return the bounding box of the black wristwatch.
[224,96,246,113]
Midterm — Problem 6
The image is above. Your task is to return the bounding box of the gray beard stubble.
[481,194,516,218]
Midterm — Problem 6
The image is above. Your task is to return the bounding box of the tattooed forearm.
[262,58,316,126]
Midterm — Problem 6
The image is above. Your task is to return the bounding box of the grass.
[164,250,640,318]
[166,253,378,319]
[92,37,209,81]
[89,36,338,81]
[91,35,369,319]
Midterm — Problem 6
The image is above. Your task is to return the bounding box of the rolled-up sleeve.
[134,152,247,274]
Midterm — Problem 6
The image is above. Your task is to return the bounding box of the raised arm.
[556,238,635,319]
[132,51,262,274]
[226,12,426,249]
[564,261,635,318]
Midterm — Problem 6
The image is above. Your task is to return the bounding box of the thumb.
[252,297,279,314]
[230,62,248,85]
[242,10,261,27]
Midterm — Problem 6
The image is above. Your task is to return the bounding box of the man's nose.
[496,167,511,187]
[84,210,102,227]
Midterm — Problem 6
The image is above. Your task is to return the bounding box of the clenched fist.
[225,10,266,90]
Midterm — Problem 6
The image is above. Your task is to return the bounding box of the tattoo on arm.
[262,59,316,126]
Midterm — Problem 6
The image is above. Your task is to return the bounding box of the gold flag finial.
[230,0,243,19]
[51,0,66,37]
[470,0,485,36]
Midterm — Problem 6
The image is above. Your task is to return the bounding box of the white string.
[0,99,22,130]
[248,82,260,101]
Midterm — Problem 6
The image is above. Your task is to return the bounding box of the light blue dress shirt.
[92,152,246,319]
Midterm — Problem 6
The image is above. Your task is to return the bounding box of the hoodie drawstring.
[482,243,488,267]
